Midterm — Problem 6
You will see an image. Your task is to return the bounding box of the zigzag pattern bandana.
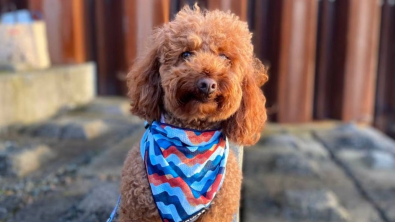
[140,121,229,222]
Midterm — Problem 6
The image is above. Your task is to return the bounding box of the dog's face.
[128,6,268,145]
[158,10,253,122]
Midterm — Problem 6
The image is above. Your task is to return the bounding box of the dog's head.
[127,5,268,145]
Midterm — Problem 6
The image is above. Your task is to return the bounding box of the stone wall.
[0,63,96,127]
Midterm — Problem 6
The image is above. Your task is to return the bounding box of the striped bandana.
[140,121,229,222]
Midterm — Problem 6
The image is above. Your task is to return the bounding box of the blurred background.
[1,0,394,133]
[0,0,395,222]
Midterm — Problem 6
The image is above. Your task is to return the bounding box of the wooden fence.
[2,0,395,136]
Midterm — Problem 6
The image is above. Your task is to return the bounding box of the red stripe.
[161,139,226,166]
[205,174,223,199]
[148,173,222,206]
[185,131,216,144]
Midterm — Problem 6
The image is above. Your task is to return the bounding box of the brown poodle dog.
[119,5,267,222]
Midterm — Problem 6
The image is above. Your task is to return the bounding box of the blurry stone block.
[364,150,395,170]
[0,195,24,220]
[61,120,108,140]
[283,189,350,222]
[57,183,119,222]
[34,118,108,140]
[0,207,7,220]
[0,141,55,177]
[84,97,130,116]
[273,153,319,176]
[33,122,63,138]
[244,123,383,222]
[0,63,96,128]
[258,134,299,148]
[315,124,395,222]
[294,132,330,159]
[77,183,119,213]
[318,124,395,152]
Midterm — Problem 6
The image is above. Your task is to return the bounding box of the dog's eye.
[219,53,229,60]
[181,51,193,60]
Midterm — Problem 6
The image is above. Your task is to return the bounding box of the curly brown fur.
[121,5,267,222]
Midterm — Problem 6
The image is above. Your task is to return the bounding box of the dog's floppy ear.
[127,29,164,122]
[222,57,268,146]
[254,57,269,87]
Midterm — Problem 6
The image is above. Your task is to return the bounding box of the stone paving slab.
[56,181,120,222]
[315,124,395,222]
[0,97,143,222]
[0,141,55,177]
[79,126,145,179]
[243,123,386,222]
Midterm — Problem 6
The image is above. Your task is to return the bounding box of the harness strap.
[107,195,121,222]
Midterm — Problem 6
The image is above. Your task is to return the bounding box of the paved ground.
[1,97,395,222]
[243,123,395,222]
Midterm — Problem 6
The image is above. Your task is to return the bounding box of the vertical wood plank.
[123,0,170,67]
[122,0,170,95]
[375,1,395,136]
[94,0,109,94]
[123,0,138,72]
[251,0,282,121]
[95,0,125,95]
[28,0,87,64]
[277,0,318,123]
[179,0,208,9]
[69,0,86,63]
[170,0,182,19]
[0,0,28,11]
[314,0,336,119]
[313,0,350,120]
[206,0,247,21]
[341,0,381,123]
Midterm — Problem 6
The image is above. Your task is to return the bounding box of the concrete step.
[0,63,96,128]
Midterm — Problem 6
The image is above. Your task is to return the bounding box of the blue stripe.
[147,155,224,184]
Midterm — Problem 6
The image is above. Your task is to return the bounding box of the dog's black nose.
[197,78,217,94]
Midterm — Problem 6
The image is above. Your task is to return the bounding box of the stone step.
[0,63,96,128]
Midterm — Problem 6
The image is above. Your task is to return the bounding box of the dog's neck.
[161,112,221,131]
